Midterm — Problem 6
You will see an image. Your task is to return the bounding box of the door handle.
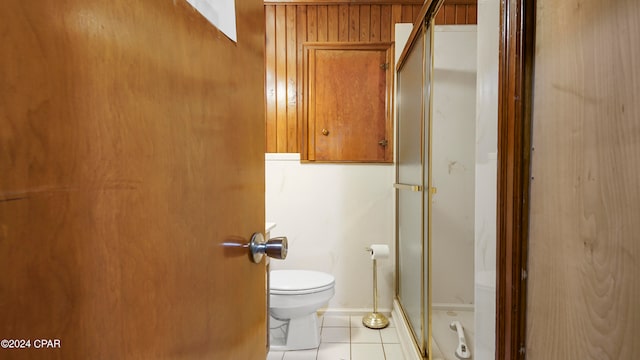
[248,232,288,263]
[393,183,422,192]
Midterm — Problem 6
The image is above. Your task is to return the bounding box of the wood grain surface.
[527,1,640,358]
[265,3,424,154]
[0,0,267,358]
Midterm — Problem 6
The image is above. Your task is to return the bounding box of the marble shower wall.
[474,0,499,358]
[431,25,478,306]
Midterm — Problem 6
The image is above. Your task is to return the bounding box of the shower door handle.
[393,183,422,192]
[248,232,288,263]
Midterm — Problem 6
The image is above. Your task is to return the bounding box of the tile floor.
[267,314,405,360]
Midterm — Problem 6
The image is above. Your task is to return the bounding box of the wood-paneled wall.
[265,2,477,153]
[435,3,477,25]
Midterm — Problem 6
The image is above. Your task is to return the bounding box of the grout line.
[382,340,388,360]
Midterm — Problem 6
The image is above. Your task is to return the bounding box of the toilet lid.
[270,270,335,295]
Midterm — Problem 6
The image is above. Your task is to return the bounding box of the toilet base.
[269,312,321,351]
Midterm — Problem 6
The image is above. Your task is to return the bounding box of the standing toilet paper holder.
[362,245,390,329]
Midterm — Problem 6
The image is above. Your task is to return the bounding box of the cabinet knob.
[321,129,330,136]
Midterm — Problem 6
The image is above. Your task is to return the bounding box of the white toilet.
[269,269,335,351]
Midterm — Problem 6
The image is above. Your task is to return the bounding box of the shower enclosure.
[395,13,435,358]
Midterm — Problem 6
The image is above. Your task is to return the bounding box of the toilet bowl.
[269,270,335,351]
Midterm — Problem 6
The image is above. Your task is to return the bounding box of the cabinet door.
[304,43,393,162]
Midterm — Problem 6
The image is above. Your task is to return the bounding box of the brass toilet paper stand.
[362,255,389,329]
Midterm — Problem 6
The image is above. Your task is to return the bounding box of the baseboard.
[319,307,392,317]
[392,299,423,360]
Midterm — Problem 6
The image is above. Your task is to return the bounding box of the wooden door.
[527,1,640,358]
[0,0,266,359]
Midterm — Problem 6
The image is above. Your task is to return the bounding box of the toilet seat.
[270,270,335,295]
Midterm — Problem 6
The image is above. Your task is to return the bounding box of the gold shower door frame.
[394,1,441,358]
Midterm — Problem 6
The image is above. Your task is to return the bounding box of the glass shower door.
[396,25,428,355]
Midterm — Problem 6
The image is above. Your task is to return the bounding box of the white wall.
[265,153,395,312]
[475,0,499,359]
[431,25,478,306]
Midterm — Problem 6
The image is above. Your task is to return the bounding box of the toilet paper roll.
[369,244,390,260]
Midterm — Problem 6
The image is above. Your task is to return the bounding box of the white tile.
[383,343,405,360]
[352,343,385,360]
[323,315,350,327]
[317,342,350,360]
[321,327,350,343]
[387,317,396,328]
[351,327,382,343]
[267,351,285,360]
[380,327,400,344]
[350,315,366,328]
[282,348,318,360]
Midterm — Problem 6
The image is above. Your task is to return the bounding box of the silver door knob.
[248,233,288,263]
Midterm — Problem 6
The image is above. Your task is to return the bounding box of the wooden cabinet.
[302,43,393,162]
[263,3,476,155]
